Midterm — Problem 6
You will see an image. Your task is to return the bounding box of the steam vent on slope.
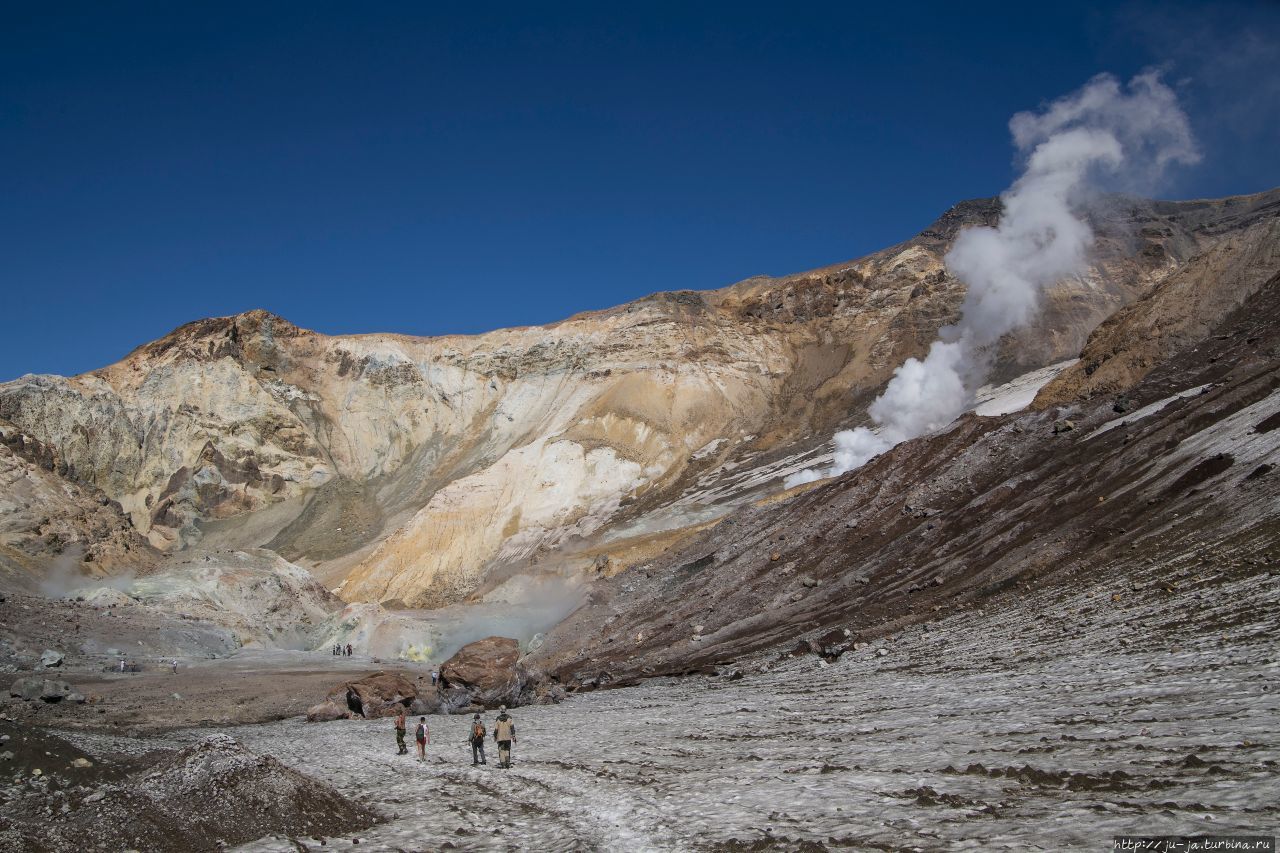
[4,185,1280,847]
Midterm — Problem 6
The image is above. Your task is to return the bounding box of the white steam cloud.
[786,71,1198,487]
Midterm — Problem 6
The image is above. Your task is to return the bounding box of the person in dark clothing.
[493,706,516,768]
[468,713,487,765]
[345,643,352,656]
[394,709,408,755]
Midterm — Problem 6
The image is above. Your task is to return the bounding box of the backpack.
[471,722,485,741]
[416,723,427,742]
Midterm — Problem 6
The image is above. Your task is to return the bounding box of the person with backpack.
[394,709,408,755]
[493,706,516,768]
[468,713,487,765]
[414,717,430,761]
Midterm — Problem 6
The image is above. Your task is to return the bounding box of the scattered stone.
[39,650,64,668]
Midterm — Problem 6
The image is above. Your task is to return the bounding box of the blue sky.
[2,1,1277,379]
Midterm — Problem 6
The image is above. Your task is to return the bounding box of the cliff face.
[0,417,157,587]
[2,189,1276,606]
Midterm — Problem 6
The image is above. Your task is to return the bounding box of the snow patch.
[973,359,1077,417]
[1087,384,1213,440]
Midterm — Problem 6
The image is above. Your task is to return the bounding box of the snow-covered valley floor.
[66,563,1278,852]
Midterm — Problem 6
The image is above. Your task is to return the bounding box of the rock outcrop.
[1037,200,1280,406]
[0,417,158,589]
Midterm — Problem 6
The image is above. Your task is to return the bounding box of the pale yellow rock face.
[0,418,156,584]
[3,192,1270,606]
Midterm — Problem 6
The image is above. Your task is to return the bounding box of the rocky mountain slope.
[1,188,1277,616]
[533,266,1280,684]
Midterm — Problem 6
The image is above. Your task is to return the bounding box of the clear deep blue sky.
[3,1,1278,379]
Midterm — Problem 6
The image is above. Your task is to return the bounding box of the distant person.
[431,669,439,687]
[118,658,125,672]
[394,709,408,755]
[170,659,178,674]
[346,643,353,657]
[493,706,516,768]
[469,713,487,765]
[414,717,430,761]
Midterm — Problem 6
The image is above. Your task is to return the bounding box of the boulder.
[305,700,349,723]
[408,690,441,715]
[439,636,541,709]
[39,650,64,668]
[9,677,84,703]
[440,636,520,692]
[311,671,417,721]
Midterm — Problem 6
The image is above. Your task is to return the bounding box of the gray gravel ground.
[61,561,1278,852]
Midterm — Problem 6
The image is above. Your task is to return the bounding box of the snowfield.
[66,562,1277,852]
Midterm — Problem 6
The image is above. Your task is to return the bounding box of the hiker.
[170,658,178,674]
[346,643,353,657]
[394,709,408,755]
[414,717,430,761]
[493,705,516,768]
[469,713,487,765]
[430,669,439,687]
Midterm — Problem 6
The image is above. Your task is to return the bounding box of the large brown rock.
[308,671,418,721]
[438,636,553,710]
[440,636,520,693]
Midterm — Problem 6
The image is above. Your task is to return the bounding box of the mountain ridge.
[2,187,1277,610]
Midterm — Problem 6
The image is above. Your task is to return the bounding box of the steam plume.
[786,71,1198,487]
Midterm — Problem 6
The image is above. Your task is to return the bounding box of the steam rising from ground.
[787,71,1198,487]
[36,546,137,598]
[316,573,585,664]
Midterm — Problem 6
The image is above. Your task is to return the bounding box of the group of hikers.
[331,643,353,656]
[394,706,518,768]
